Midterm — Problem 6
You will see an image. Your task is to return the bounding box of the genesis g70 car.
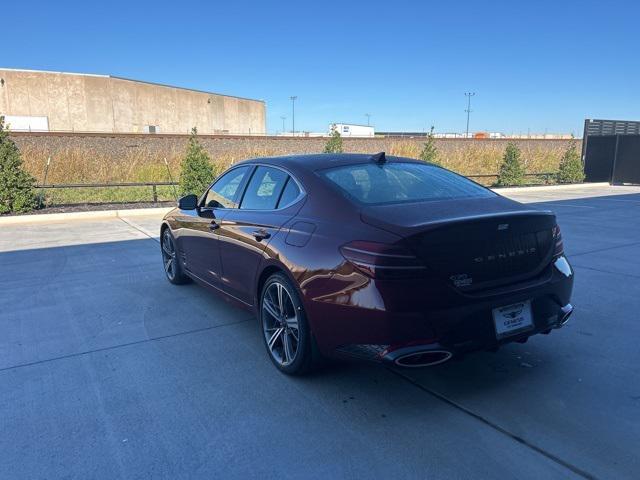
[161,153,574,374]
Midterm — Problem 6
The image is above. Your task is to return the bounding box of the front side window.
[240,166,289,210]
[319,162,495,205]
[204,166,250,208]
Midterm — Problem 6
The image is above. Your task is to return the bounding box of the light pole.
[465,92,475,138]
[280,116,286,134]
[290,96,297,136]
[365,113,371,126]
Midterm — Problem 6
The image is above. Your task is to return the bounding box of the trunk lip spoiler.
[361,208,556,235]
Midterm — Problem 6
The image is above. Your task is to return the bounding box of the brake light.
[339,240,426,279]
[552,224,564,258]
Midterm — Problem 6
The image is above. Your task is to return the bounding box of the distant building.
[433,132,467,138]
[378,131,466,138]
[0,68,266,135]
[504,133,574,139]
[282,131,327,137]
[378,130,574,139]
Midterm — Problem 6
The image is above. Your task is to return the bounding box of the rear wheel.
[260,273,316,375]
[161,228,190,285]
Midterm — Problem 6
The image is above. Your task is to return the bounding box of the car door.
[175,165,252,286]
[217,165,305,305]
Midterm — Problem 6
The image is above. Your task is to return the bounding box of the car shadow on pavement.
[0,237,253,371]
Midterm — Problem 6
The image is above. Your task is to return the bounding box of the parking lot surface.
[1,184,639,479]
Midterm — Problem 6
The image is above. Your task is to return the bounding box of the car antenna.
[371,151,386,165]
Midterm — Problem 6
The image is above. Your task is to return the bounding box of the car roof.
[233,153,424,173]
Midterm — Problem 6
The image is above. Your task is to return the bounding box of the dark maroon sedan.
[160,153,574,374]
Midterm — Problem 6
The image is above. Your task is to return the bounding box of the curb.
[492,182,610,194]
[0,207,173,226]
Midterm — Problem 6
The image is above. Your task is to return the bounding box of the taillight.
[339,240,426,279]
[552,224,564,258]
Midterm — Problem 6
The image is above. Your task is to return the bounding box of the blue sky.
[4,0,638,136]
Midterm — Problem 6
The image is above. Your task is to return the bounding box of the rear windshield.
[319,162,495,205]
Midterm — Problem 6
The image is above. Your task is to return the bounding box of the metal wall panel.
[613,136,640,184]
[582,119,640,184]
[584,119,640,137]
[584,135,617,182]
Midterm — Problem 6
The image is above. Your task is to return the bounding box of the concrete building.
[0,68,266,135]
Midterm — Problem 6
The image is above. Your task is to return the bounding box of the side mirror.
[178,194,198,210]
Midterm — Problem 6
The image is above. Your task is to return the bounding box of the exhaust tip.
[558,303,573,327]
[394,350,452,368]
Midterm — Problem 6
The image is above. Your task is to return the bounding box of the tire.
[161,228,190,285]
[260,272,317,375]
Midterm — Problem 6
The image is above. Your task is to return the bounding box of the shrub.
[419,126,439,165]
[179,128,215,196]
[0,116,38,214]
[497,142,525,186]
[323,125,343,153]
[557,141,585,184]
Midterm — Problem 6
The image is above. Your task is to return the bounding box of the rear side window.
[277,178,301,208]
[319,162,494,205]
[240,166,289,210]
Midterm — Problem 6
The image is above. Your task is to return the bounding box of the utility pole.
[290,96,297,136]
[280,116,286,134]
[365,113,371,126]
[464,92,475,138]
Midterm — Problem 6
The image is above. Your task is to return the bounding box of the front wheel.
[260,273,316,375]
[161,228,190,285]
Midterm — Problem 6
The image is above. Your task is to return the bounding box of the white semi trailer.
[329,123,375,137]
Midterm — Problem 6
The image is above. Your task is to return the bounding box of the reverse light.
[554,256,572,277]
[339,241,427,279]
[552,224,564,258]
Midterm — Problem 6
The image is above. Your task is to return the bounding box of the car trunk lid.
[360,197,556,292]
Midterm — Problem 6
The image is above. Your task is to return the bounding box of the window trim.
[236,163,306,212]
[275,176,293,208]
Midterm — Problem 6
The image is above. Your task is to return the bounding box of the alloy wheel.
[162,230,177,281]
[262,281,300,366]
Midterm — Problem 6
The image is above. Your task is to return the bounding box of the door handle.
[209,221,220,231]
[252,229,271,241]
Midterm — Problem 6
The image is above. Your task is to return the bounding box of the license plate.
[492,301,534,339]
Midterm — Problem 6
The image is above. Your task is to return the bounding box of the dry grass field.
[21,145,281,204]
[388,140,566,175]
[17,136,576,205]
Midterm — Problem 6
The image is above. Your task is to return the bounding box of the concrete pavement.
[1,184,639,479]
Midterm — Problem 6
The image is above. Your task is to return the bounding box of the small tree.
[0,116,38,214]
[419,126,439,165]
[497,142,525,186]
[323,125,343,153]
[557,141,585,184]
[179,127,215,196]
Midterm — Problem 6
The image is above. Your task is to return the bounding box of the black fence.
[583,119,640,184]
[34,173,557,207]
[35,181,179,206]
[467,172,557,185]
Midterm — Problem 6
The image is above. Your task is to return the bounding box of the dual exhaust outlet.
[381,345,453,368]
[557,303,573,327]
[382,303,573,368]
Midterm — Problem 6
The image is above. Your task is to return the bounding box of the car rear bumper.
[305,256,574,365]
[330,301,573,366]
